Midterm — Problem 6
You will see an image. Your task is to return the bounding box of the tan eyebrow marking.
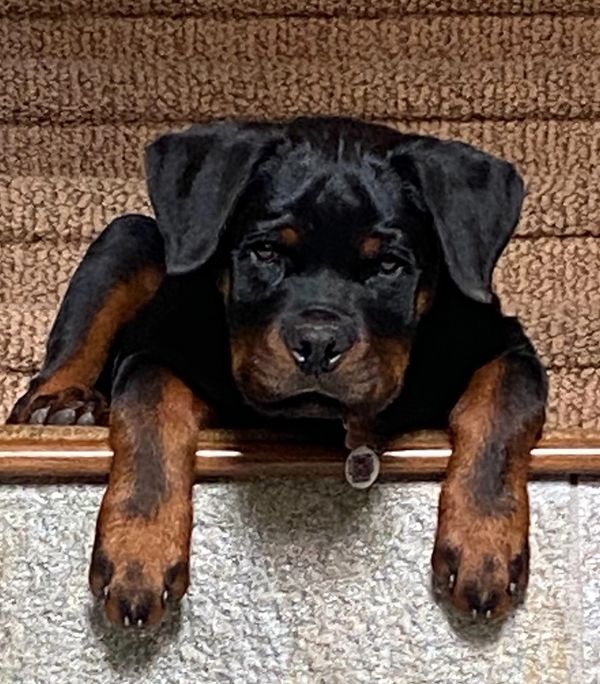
[416,288,432,317]
[279,226,300,247]
[360,235,382,258]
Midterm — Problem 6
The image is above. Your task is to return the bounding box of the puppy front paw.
[90,545,188,628]
[7,385,108,426]
[89,525,189,628]
[431,480,529,620]
[89,495,192,628]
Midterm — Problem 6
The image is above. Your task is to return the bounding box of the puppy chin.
[235,364,400,422]
[244,391,346,420]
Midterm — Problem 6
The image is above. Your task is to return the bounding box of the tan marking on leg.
[446,357,505,482]
[90,372,212,627]
[433,356,543,619]
[38,265,164,396]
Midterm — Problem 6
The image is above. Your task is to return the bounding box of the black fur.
[111,355,168,518]
[12,115,547,440]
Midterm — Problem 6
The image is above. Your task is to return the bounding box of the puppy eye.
[252,243,279,263]
[378,256,404,275]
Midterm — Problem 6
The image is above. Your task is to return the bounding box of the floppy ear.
[146,121,280,275]
[393,139,525,304]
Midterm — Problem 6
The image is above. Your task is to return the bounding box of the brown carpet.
[0,1,598,430]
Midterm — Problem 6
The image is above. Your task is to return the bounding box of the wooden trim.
[1,426,599,483]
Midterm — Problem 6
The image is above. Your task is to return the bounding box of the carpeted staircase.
[0,1,598,429]
[0,2,599,682]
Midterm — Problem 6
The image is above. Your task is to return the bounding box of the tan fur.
[90,373,210,626]
[360,235,382,257]
[279,225,300,246]
[415,287,433,317]
[433,357,538,619]
[231,323,411,415]
[36,265,164,396]
[217,269,231,301]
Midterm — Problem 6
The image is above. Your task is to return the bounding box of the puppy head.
[146,118,524,420]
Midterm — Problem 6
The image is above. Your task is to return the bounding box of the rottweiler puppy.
[8,117,548,627]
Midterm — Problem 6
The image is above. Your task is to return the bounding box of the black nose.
[283,310,356,375]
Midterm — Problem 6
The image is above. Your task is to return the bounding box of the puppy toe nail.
[162,590,169,605]
[29,407,50,424]
[485,609,492,620]
[48,408,77,425]
[102,586,110,600]
[76,411,95,426]
[137,619,143,628]
[448,574,456,589]
[508,582,517,595]
[123,616,130,627]
[471,609,477,619]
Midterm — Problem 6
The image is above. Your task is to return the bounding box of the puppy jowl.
[9,116,547,627]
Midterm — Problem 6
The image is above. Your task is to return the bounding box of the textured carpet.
[0,1,598,429]
[2,479,598,683]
